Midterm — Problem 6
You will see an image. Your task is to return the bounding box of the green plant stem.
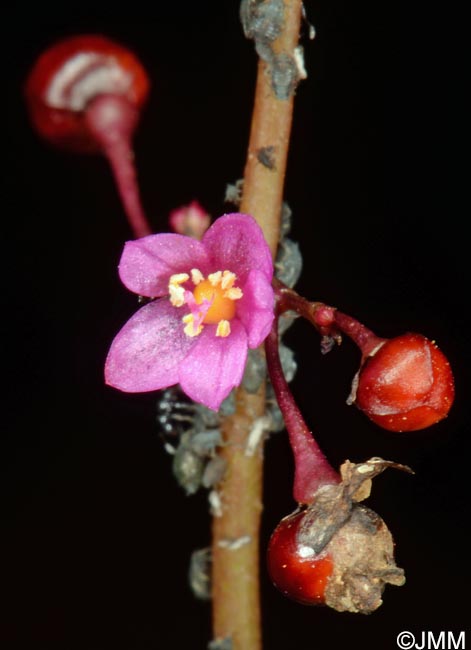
[211,2,304,648]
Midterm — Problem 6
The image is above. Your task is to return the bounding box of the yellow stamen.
[221,271,236,290]
[171,273,190,284]
[169,285,185,307]
[182,314,203,337]
[208,271,222,286]
[168,273,190,307]
[191,268,204,285]
[224,287,243,301]
[216,320,231,337]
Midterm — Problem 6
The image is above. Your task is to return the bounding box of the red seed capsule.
[267,459,408,613]
[267,510,333,605]
[24,34,149,152]
[354,333,455,432]
[24,35,151,238]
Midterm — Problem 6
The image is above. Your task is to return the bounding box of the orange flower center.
[193,278,237,324]
[168,269,243,338]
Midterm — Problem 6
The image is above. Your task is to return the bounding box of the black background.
[2,2,468,649]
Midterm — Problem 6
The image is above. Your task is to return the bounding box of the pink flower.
[105,213,274,410]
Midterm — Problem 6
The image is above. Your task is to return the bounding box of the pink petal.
[179,320,248,410]
[118,234,210,297]
[202,214,273,283]
[105,299,194,392]
[237,269,275,348]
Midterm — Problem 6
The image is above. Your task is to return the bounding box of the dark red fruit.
[24,34,149,152]
[354,333,454,432]
[267,459,408,613]
[267,510,333,605]
[24,35,151,238]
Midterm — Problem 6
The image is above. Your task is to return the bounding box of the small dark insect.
[137,295,155,305]
[257,145,276,170]
[189,547,212,600]
[271,53,298,100]
[240,0,284,43]
[156,387,229,493]
[224,178,244,206]
[156,387,198,442]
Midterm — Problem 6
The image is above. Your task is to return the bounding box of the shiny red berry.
[267,459,408,613]
[267,510,333,605]
[24,35,151,238]
[24,34,149,152]
[354,333,455,432]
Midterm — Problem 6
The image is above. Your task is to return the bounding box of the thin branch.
[211,2,304,649]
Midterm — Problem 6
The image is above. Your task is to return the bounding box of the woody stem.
[211,2,304,649]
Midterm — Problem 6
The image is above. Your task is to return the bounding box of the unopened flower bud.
[169,201,211,240]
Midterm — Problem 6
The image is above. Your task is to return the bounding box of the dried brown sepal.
[341,457,414,503]
[324,504,405,613]
[297,457,411,613]
[298,457,412,553]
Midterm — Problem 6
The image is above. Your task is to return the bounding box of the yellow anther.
[182,314,203,337]
[168,273,190,307]
[191,268,204,285]
[224,287,243,301]
[169,285,185,307]
[221,271,236,290]
[216,320,231,337]
[208,271,222,286]
[169,273,190,285]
